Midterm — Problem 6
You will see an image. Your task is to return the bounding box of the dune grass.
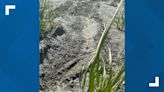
[81,0,125,92]
[40,0,54,35]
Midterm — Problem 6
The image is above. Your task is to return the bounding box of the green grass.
[81,0,125,92]
[40,0,54,35]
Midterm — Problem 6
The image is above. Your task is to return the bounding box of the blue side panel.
[126,0,164,92]
[0,0,39,92]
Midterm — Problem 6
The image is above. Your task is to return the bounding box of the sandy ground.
[40,0,124,92]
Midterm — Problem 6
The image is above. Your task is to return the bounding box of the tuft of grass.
[40,0,55,63]
[81,0,125,92]
[40,0,54,35]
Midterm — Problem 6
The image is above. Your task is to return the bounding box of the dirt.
[40,0,124,92]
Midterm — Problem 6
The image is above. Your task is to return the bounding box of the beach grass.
[81,0,125,92]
